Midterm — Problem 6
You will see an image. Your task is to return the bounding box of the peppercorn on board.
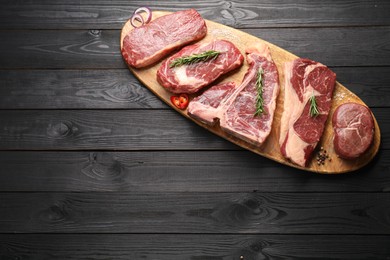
[120,11,381,174]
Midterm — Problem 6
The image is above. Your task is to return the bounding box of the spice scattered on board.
[317,147,332,166]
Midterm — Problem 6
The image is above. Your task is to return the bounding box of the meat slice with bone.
[121,9,207,68]
[188,43,280,146]
[279,58,336,167]
[157,39,244,94]
[188,82,237,125]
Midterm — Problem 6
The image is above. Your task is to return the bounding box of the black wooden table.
[1,1,390,259]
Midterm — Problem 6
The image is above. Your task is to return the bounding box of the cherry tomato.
[170,94,189,110]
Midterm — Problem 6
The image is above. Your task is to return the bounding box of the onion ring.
[130,13,144,28]
[134,7,152,24]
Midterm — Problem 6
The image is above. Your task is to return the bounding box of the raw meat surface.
[157,40,244,94]
[188,43,280,146]
[279,58,336,167]
[188,82,236,125]
[332,102,374,159]
[121,9,207,68]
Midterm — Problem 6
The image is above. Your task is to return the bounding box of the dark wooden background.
[0,1,390,259]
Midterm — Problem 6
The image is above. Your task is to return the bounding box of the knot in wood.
[104,83,132,101]
[243,198,262,215]
[89,29,101,37]
[39,204,68,223]
[47,121,73,139]
[82,153,126,183]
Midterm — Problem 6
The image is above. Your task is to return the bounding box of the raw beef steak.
[188,43,280,146]
[332,102,374,159]
[188,82,236,125]
[157,40,244,94]
[121,9,207,68]
[279,58,336,167]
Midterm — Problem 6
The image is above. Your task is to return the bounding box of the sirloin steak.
[121,9,207,68]
[157,40,244,94]
[279,58,336,167]
[332,102,374,159]
[188,43,280,146]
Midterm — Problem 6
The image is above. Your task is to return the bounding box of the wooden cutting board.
[120,11,381,174]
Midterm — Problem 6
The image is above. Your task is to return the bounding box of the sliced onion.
[134,7,152,24]
[129,7,152,28]
[130,13,144,28]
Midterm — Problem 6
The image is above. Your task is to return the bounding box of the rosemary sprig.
[309,92,320,117]
[254,68,264,116]
[169,50,220,68]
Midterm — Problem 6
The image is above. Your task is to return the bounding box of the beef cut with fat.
[188,82,237,125]
[121,9,207,68]
[157,40,244,94]
[279,58,336,167]
[188,43,280,146]
[332,102,374,159]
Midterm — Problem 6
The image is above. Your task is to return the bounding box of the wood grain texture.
[0,109,387,150]
[244,26,390,67]
[0,150,388,192]
[0,70,164,109]
[0,67,389,109]
[0,0,388,258]
[0,234,389,259]
[0,110,234,150]
[1,27,390,69]
[332,66,390,108]
[1,0,389,29]
[121,12,381,173]
[1,192,390,234]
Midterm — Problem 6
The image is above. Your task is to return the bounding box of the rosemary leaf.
[169,50,220,68]
[309,93,320,117]
[254,68,264,116]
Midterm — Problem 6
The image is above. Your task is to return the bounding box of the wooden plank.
[1,0,389,29]
[0,29,123,69]
[0,70,165,109]
[1,27,389,69]
[332,66,390,108]
[121,12,381,174]
[0,108,387,150]
[0,234,389,259]
[0,110,234,150]
[0,150,388,192]
[0,192,389,234]
[0,67,388,109]
[243,26,390,68]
